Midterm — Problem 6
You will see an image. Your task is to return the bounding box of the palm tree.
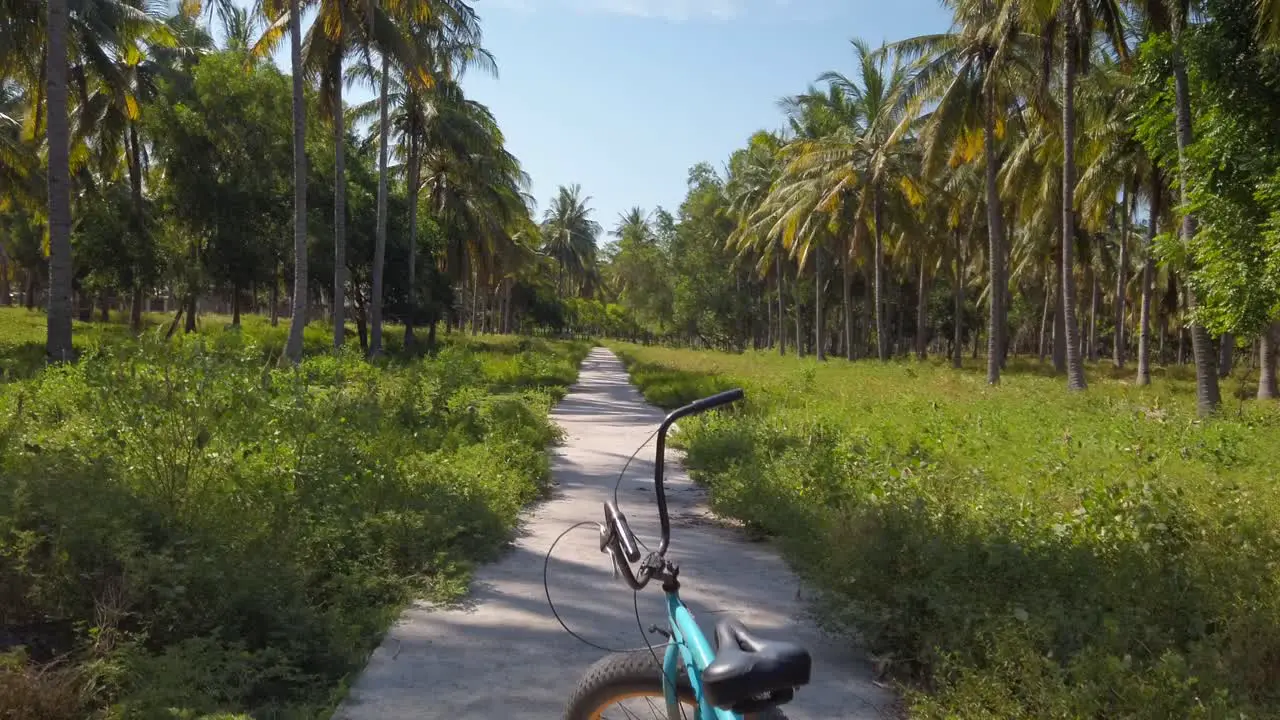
[1024,0,1125,391]
[360,0,484,355]
[26,0,170,359]
[285,0,308,362]
[612,207,653,243]
[45,0,74,360]
[821,39,917,362]
[1125,0,1220,412]
[1136,170,1164,385]
[418,98,530,337]
[253,0,311,361]
[353,40,497,348]
[757,40,915,362]
[725,131,789,355]
[890,0,1037,383]
[940,162,984,368]
[542,184,601,297]
[1075,60,1150,373]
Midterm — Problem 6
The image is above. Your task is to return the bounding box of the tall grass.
[612,342,1280,718]
[0,310,588,719]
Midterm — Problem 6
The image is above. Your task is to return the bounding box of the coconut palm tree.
[823,39,918,362]
[45,0,74,360]
[362,0,484,354]
[1125,0,1220,412]
[889,0,1038,383]
[253,0,311,361]
[351,33,498,348]
[725,131,789,355]
[757,40,915,362]
[612,207,653,243]
[1075,60,1151,374]
[542,184,601,298]
[1021,0,1126,391]
[19,0,173,358]
[418,96,530,335]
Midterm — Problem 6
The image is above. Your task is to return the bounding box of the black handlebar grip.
[605,502,642,562]
[686,388,745,415]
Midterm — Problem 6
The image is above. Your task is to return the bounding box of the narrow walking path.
[336,348,892,719]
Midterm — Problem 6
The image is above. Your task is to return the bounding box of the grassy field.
[0,307,436,381]
[610,342,1280,719]
[0,307,589,719]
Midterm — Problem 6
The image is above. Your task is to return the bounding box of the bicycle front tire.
[564,651,788,720]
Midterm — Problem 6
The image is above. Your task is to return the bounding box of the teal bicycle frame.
[662,591,741,720]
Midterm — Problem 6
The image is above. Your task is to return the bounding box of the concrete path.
[335,348,893,720]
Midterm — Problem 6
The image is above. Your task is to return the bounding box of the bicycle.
[562,389,812,720]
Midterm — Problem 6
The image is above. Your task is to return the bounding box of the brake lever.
[604,544,620,580]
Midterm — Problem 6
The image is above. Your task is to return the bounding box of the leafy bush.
[0,330,586,718]
[612,343,1280,718]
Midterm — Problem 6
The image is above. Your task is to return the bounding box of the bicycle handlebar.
[654,389,744,555]
[602,389,746,587]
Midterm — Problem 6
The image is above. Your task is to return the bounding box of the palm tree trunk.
[271,262,280,327]
[369,54,391,357]
[332,57,347,350]
[953,226,963,369]
[130,286,143,331]
[1218,333,1234,378]
[1039,271,1051,363]
[916,255,929,360]
[1138,174,1160,385]
[44,0,74,362]
[1172,44,1221,414]
[1088,264,1099,362]
[127,123,146,333]
[793,262,803,357]
[766,283,773,349]
[777,250,787,356]
[405,131,420,351]
[283,0,308,364]
[355,292,368,353]
[1258,321,1279,399]
[874,187,887,361]
[0,243,10,306]
[983,85,1006,384]
[1061,30,1087,390]
[1053,237,1066,372]
[503,281,513,335]
[815,245,825,361]
[844,233,854,360]
[184,292,197,333]
[470,270,479,336]
[1115,184,1130,368]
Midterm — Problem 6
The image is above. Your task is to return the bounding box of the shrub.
[0,331,584,718]
[612,342,1280,718]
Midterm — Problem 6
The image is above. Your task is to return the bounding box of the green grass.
[610,342,1280,719]
[0,307,449,380]
[0,307,589,719]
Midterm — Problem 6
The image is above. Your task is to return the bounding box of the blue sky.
[239,0,954,234]
[460,0,952,230]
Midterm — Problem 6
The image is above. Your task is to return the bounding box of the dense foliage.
[614,342,1280,718]
[0,309,588,718]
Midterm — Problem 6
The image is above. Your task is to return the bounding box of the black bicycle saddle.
[701,619,811,713]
